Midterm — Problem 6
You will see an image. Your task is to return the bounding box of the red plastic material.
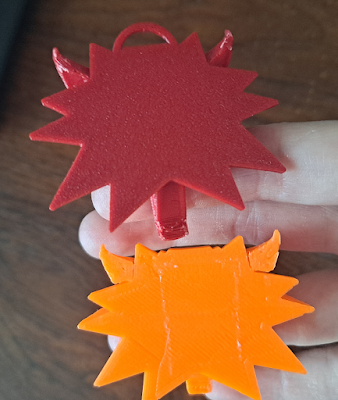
[150,181,188,240]
[206,29,233,67]
[78,231,314,400]
[112,22,177,52]
[30,23,285,237]
[52,48,89,89]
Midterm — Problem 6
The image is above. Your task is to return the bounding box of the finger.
[108,335,120,351]
[206,344,338,400]
[91,121,338,222]
[79,201,338,257]
[274,269,338,347]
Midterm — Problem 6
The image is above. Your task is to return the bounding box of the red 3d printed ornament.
[30,23,285,239]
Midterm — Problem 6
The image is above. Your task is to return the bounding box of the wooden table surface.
[1,1,337,399]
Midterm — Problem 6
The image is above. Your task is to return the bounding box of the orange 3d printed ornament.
[79,231,314,400]
[30,22,285,240]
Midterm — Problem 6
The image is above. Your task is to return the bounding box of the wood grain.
[0,0,337,399]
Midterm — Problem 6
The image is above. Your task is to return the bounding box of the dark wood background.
[0,1,337,399]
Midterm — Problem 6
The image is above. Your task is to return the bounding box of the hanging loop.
[113,22,177,53]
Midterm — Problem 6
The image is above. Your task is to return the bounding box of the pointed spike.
[206,30,233,67]
[238,93,279,121]
[266,296,315,327]
[184,167,245,211]
[100,244,134,284]
[261,274,299,299]
[180,32,207,65]
[40,91,71,116]
[205,360,261,400]
[223,124,285,173]
[251,327,307,374]
[52,48,90,89]
[134,244,157,278]
[94,339,158,387]
[247,230,281,272]
[87,281,139,311]
[29,118,73,143]
[134,244,157,259]
[49,148,109,210]
[87,286,117,309]
[78,307,112,333]
[282,294,316,310]
[221,235,246,255]
[155,365,191,400]
[108,180,162,233]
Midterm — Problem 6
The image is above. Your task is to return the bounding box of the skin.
[79,121,338,400]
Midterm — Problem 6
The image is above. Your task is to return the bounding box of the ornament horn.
[247,230,281,272]
[52,48,90,89]
[206,29,234,67]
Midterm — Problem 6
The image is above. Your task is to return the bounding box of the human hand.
[79,120,338,257]
[79,121,338,399]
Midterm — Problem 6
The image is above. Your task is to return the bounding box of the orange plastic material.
[247,229,281,272]
[78,231,314,400]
